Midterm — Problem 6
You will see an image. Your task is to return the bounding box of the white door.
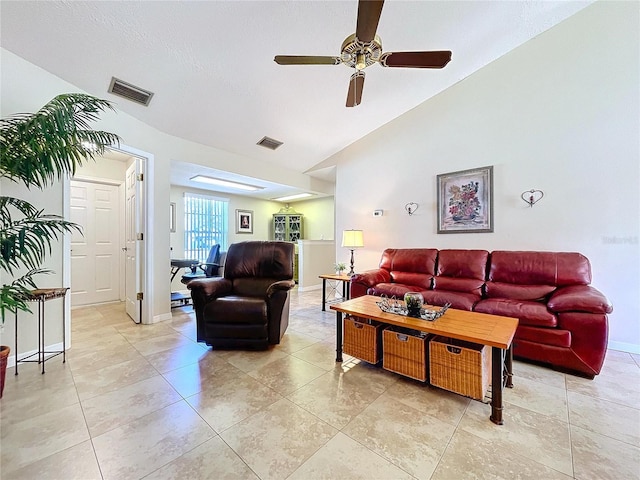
[125,160,144,322]
[70,180,121,306]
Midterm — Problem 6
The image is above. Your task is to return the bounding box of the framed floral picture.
[236,209,253,234]
[437,166,493,234]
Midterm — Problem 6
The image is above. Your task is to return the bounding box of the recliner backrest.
[224,241,294,280]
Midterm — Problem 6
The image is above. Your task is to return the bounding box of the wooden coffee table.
[330,295,519,425]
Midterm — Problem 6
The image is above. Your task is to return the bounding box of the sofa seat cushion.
[368,283,428,299]
[474,298,557,327]
[422,290,479,311]
[433,277,484,295]
[515,325,571,348]
[485,282,556,301]
[204,296,267,324]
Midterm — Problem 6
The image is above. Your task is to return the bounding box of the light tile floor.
[1,288,639,479]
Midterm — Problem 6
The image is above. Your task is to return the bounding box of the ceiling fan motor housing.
[340,33,382,69]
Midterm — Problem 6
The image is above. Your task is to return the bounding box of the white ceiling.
[1,0,591,199]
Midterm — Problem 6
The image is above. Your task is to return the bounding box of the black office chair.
[181,244,222,284]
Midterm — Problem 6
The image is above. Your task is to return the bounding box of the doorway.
[66,145,151,325]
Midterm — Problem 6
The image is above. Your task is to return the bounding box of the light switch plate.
[373,209,383,217]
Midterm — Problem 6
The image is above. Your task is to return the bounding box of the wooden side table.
[14,287,69,375]
[318,274,351,311]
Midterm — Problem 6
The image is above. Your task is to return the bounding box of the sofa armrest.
[187,277,233,299]
[548,285,613,314]
[267,279,296,297]
[350,269,391,298]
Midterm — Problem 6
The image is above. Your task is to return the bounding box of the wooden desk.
[318,274,351,311]
[330,295,519,425]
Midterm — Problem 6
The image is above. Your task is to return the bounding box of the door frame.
[63,144,155,335]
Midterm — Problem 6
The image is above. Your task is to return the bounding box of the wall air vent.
[108,77,154,106]
[256,136,283,150]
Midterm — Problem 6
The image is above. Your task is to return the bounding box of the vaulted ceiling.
[1,1,591,198]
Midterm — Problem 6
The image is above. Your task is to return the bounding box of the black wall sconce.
[521,189,544,207]
[405,202,419,215]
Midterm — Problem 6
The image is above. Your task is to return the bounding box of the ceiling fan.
[274,0,452,107]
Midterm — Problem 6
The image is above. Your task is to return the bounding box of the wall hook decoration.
[405,202,419,216]
[521,189,544,207]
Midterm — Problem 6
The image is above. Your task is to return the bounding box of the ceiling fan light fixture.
[355,53,367,70]
[190,175,263,191]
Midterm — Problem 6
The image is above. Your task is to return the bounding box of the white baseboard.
[7,341,65,368]
[607,340,640,354]
[297,284,323,292]
[153,312,173,324]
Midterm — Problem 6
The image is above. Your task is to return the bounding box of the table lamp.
[341,229,364,276]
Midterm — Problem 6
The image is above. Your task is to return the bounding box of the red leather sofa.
[350,249,612,378]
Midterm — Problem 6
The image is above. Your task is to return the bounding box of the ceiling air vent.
[108,77,154,106]
[256,136,283,151]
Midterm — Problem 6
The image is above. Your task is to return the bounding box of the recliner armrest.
[187,277,233,299]
[267,279,296,297]
[547,285,613,314]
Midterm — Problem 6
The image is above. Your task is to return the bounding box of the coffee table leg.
[490,347,504,425]
[322,278,327,311]
[336,311,343,362]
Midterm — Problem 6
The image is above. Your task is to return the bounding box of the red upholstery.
[516,325,571,348]
[422,290,478,311]
[548,285,613,314]
[475,298,557,328]
[350,248,611,377]
[488,251,591,286]
[485,282,556,301]
[437,249,488,280]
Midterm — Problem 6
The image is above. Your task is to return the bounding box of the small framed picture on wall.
[236,209,253,234]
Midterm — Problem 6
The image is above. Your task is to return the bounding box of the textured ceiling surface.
[1,1,591,197]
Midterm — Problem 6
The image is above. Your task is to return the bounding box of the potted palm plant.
[0,93,119,397]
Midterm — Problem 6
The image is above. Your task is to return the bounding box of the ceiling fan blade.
[356,0,384,43]
[274,55,341,65]
[380,51,452,69]
[346,71,365,108]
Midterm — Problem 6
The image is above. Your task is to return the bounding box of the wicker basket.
[429,336,491,400]
[343,316,382,364]
[382,327,429,381]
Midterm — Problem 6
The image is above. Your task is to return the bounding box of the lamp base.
[348,248,355,276]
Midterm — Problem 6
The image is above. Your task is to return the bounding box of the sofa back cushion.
[485,282,556,301]
[488,251,591,286]
[379,248,437,275]
[437,249,489,280]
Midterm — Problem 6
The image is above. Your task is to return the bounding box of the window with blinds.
[184,193,228,261]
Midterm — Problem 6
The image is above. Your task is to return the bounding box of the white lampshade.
[342,229,364,248]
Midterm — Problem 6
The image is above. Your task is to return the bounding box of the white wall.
[289,196,335,241]
[297,240,336,290]
[330,1,640,353]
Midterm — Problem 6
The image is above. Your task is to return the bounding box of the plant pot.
[0,345,10,399]
[404,292,424,318]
